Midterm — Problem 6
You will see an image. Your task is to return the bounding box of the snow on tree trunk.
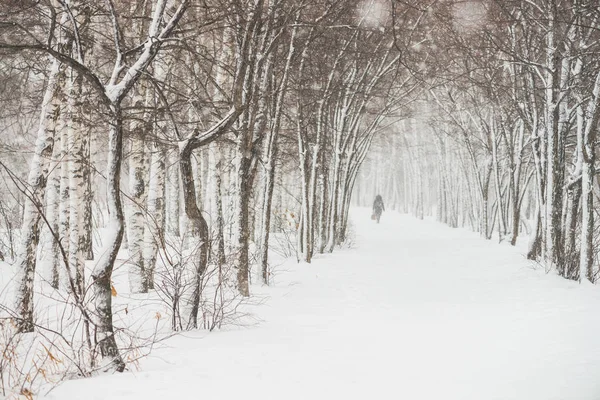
[42,63,67,289]
[579,147,594,283]
[143,142,166,290]
[579,70,600,282]
[179,146,209,328]
[259,26,297,281]
[234,144,252,296]
[82,117,94,261]
[58,109,71,289]
[167,151,181,237]
[66,69,87,296]
[562,102,583,278]
[490,118,507,242]
[45,139,61,289]
[91,105,126,372]
[192,153,204,231]
[543,10,564,271]
[14,56,62,332]
[294,44,313,263]
[317,154,329,254]
[209,142,226,268]
[208,26,233,265]
[509,122,525,246]
[127,87,151,293]
[326,148,341,253]
[259,164,276,285]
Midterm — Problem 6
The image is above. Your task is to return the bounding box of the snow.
[452,1,487,32]
[357,0,388,29]
[42,208,600,400]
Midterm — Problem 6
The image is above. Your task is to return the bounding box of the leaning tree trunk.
[91,105,126,372]
[84,0,190,371]
[179,146,209,329]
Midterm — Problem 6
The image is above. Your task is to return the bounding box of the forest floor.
[43,208,600,400]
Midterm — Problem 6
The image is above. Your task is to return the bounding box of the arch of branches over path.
[0,0,429,380]
[354,0,600,285]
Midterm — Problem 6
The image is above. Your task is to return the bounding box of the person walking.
[372,194,385,223]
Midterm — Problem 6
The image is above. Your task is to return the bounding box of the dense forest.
[1,0,600,396]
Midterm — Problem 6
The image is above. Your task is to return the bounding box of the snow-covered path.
[47,209,600,400]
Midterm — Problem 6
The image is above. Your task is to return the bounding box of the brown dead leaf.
[21,388,34,400]
[41,343,62,364]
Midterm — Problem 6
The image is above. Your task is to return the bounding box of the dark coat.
[373,196,385,214]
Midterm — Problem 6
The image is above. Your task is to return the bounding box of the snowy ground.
[43,209,600,400]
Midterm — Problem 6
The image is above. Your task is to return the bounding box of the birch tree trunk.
[43,64,67,289]
[45,140,61,289]
[212,145,226,268]
[127,88,151,293]
[167,151,181,237]
[91,105,126,372]
[143,142,166,291]
[259,25,298,282]
[66,68,87,296]
[317,153,329,254]
[543,6,564,270]
[234,142,252,296]
[326,144,341,253]
[579,70,600,282]
[490,120,507,242]
[509,122,525,246]
[58,110,71,289]
[580,139,595,282]
[179,146,209,328]
[14,57,63,332]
